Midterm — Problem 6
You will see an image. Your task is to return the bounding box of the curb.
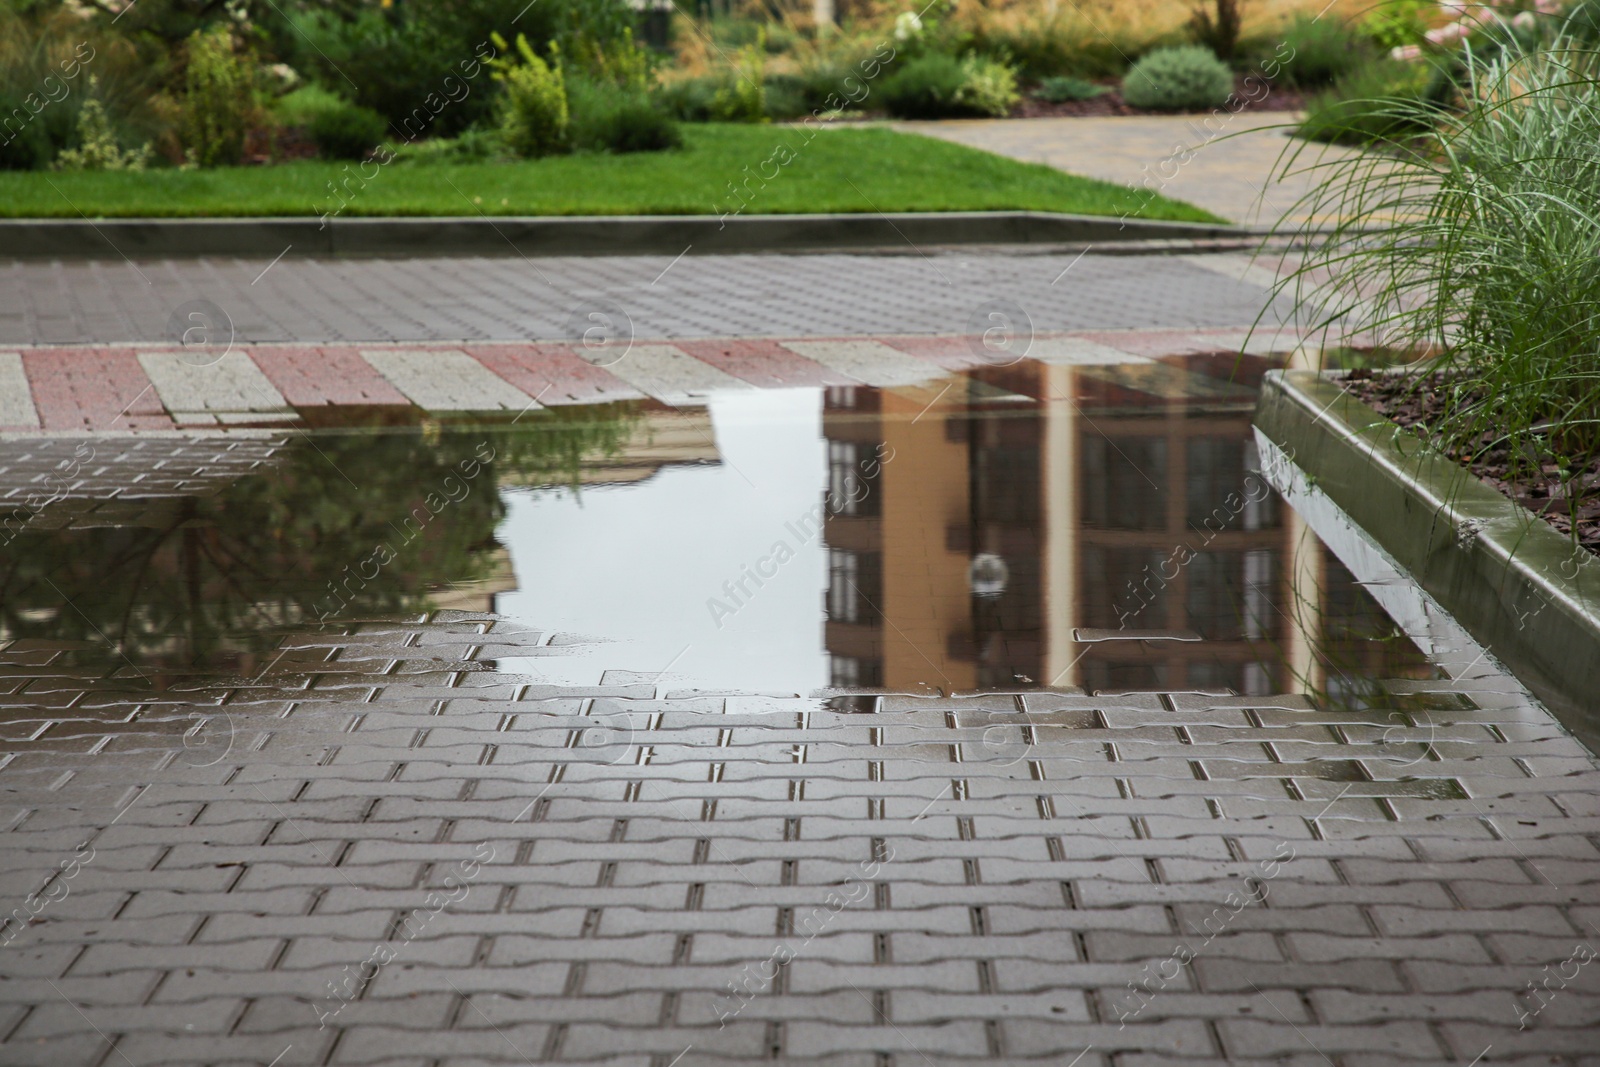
[1254,369,1600,751]
[0,211,1253,259]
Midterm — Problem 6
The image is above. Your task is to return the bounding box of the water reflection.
[0,406,638,679]
[0,355,1435,699]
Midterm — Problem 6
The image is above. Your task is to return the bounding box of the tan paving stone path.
[895,115,1365,228]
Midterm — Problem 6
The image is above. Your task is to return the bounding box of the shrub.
[1295,59,1444,144]
[1276,15,1375,88]
[489,32,569,158]
[959,57,1021,116]
[1121,45,1234,110]
[308,103,389,160]
[0,90,79,170]
[566,75,680,152]
[182,25,254,167]
[272,84,348,129]
[1283,42,1600,487]
[654,76,719,121]
[880,53,969,118]
[709,43,766,122]
[1358,0,1432,50]
[1036,75,1107,102]
[761,74,808,120]
[290,0,637,138]
[53,90,152,171]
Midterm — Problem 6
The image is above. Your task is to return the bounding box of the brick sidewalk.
[0,251,1292,347]
[0,327,1297,430]
[1,429,1598,1066]
[1,603,1597,1066]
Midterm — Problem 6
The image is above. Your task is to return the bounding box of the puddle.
[0,353,1436,703]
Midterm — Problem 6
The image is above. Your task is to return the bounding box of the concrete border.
[1255,369,1600,749]
[0,211,1251,259]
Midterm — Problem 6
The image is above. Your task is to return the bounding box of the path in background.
[896,114,1362,228]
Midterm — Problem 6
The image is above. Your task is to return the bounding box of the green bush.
[290,0,637,138]
[959,57,1021,116]
[1121,45,1233,110]
[272,84,347,129]
[52,91,152,171]
[0,91,79,170]
[1358,0,1431,50]
[182,25,254,167]
[709,43,766,123]
[489,32,569,157]
[566,75,680,152]
[1036,75,1107,102]
[655,76,719,121]
[308,103,389,160]
[761,74,807,120]
[1296,59,1444,144]
[880,53,970,118]
[1276,15,1374,88]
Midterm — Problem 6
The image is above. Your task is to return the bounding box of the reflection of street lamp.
[968,553,1009,599]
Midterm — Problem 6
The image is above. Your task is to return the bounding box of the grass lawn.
[0,124,1219,222]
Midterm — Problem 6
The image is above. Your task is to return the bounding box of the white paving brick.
[1023,337,1149,365]
[589,344,752,406]
[0,353,40,429]
[136,350,293,423]
[359,349,536,412]
[780,340,942,387]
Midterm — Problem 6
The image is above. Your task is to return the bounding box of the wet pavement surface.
[2,309,1599,1064]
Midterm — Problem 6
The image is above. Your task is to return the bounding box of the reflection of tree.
[0,407,637,676]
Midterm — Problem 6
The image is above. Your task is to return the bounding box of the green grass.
[0,124,1219,222]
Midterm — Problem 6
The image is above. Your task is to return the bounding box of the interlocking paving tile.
[18,348,171,431]
[780,340,944,388]
[0,352,41,429]
[251,346,410,407]
[358,348,537,412]
[596,343,754,406]
[136,349,294,424]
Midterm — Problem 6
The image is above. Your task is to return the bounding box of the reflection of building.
[499,409,720,489]
[820,356,1433,696]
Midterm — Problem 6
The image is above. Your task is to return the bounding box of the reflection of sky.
[494,388,830,692]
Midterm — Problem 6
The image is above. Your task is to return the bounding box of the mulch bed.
[1012,75,1306,119]
[1343,369,1600,557]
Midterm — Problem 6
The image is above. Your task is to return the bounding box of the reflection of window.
[1083,547,1169,629]
[1187,437,1278,532]
[828,549,882,624]
[828,441,881,517]
[1187,550,1277,640]
[831,656,883,688]
[1082,436,1167,530]
[824,386,860,410]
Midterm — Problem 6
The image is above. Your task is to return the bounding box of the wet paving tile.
[0,352,1597,1066]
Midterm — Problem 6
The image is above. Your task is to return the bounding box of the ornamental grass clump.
[1282,38,1600,499]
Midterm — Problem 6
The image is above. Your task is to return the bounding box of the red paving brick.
[465,344,644,406]
[250,346,410,407]
[21,348,172,431]
[672,339,859,389]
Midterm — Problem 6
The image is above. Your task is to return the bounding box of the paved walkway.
[895,115,1363,228]
[0,250,1297,347]
[0,326,1300,430]
[1,431,1597,1065]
